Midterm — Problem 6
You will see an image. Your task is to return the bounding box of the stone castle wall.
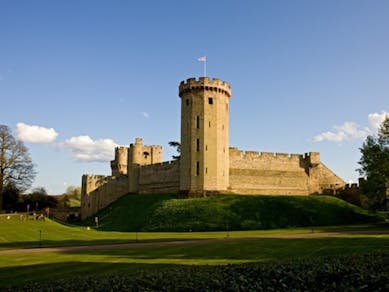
[138,160,180,194]
[81,174,128,220]
[228,148,345,195]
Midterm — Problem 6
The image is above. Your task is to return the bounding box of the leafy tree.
[58,186,81,208]
[24,187,58,210]
[2,183,20,211]
[168,141,181,160]
[0,125,36,209]
[358,117,389,210]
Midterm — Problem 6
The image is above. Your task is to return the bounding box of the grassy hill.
[82,194,383,232]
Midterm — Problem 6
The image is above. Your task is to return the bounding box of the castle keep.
[81,77,345,219]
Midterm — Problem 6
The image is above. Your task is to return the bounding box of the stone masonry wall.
[138,160,180,194]
[228,147,345,195]
[81,175,128,220]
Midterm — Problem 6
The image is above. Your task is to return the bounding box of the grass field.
[0,213,388,287]
[1,213,386,249]
[1,193,388,290]
[1,234,388,286]
[81,194,383,232]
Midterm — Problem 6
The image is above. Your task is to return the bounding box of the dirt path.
[1,229,388,255]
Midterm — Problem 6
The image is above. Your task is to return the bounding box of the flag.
[198,56,206,62]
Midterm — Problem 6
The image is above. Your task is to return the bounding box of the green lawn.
[1,213,387,249]
[1,234,388,286]
[81,194,383,232]
[0,213,388,287]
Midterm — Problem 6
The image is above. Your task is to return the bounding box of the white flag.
[198,56,206,62]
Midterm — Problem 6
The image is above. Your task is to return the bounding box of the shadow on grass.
[1,237,389,287]
[58,237,389,259]
[0,261,172,287]
[0,237,201,250]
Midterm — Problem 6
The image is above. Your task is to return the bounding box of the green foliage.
[86,194,382,232]
[1,183,20,211]
[57,186,81,208]
[23,187,58,210]
[358,116,389,210]
[5,252,388,291]
[168,141,181,160]
[0,125,36,210]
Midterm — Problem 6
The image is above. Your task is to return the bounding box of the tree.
[0,125,36,209]
[168,141,181,160]
[58,186,81,208]
[24,187,58,210]
[2,183,20,211]
[358,117,389,210]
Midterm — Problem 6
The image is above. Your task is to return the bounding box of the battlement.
[229,147,306,161]
[179,77,231,98]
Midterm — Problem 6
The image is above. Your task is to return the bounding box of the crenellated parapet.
[179,77,231,98]
[229,147,313,162]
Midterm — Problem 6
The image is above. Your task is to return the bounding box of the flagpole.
[204,58,207,77]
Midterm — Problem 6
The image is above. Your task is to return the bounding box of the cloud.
[16,122,58,143]
[141,112,150,119]
[312,111,388,143]
[368,112,388,132]
[61,135,117,162]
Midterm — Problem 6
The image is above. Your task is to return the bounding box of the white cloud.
[312,111,388,143]
[367,112,388,132]
[16,122,58,143]
[141,112,150,119]
[61,135,117,162]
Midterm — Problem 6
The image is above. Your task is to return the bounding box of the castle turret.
[111,146,128,176]
[179,77,231,195]
[127,138,163,193]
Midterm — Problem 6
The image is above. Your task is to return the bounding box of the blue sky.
[1,0,388,194]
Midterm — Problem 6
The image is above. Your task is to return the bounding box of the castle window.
[196,138,200,152]
[186,99,189,106]
[206,167,208,174]
[196,116,200,129]
[205,145,208,151]
[196,161,200,176]
[208,97,213,104]
[209,121,211,128]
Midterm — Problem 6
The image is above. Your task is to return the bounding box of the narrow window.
[196,161,200,176]
[205,167,208,174]
[208,97,213,104]
[186,99,189,106]
[205,145,208,151]
[209,121,211,128]
[196,138,200,152]
[196,116,200,129]
[222,124,224,130]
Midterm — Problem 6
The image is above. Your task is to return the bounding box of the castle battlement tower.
[111,146,128,176]
[179,77,232,195]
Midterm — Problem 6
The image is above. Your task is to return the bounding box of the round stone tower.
[111,146,128,176]
[179,77,232,195]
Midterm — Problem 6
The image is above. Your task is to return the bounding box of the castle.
[81,77,345,219]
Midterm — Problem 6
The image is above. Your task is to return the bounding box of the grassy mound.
[83,194,383,231]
